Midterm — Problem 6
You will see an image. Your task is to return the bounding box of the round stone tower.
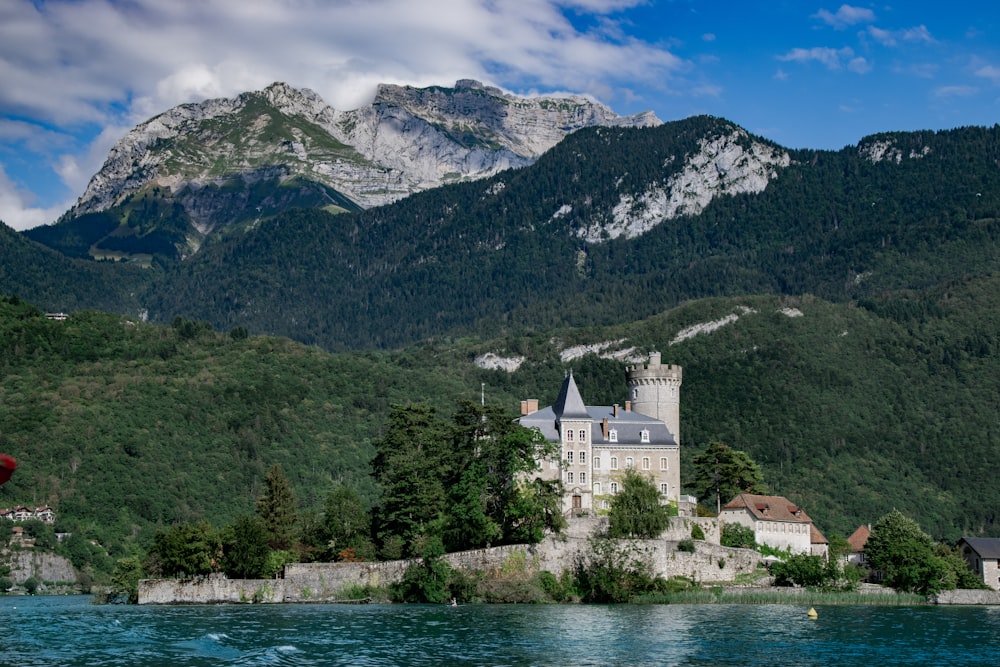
[625,352,683,443]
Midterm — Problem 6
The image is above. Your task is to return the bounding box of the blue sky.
[1,0,998,230]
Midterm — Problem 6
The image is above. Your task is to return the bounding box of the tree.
[106,556,144,604]
[444,402,561,550]
[149,521,221,577]
[322,484,374,561]
[607,469,671,539]
[372,404,453,555]
[222,515,271,579]
[865,510,949,594]
[22,576,39,594]
[691,441,766,514]
[256,465,298,551]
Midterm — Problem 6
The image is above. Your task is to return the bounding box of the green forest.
[1,267,999,564]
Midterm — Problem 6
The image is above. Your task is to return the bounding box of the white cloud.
[814,5,876,29]
[868,24,935,47]
[0,0,688,229]
[0,165,71,231]
[976,65,1000,84]
[777,47,857,71]
[934,85,979,98]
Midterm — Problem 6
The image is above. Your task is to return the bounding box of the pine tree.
[256,465,298,551]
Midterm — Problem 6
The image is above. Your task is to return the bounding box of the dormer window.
[640,429,650,443]
[609,429,618,443]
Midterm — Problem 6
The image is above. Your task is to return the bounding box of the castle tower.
[626,352,683,444]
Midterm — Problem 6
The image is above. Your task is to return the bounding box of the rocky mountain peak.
[68,80,662,229]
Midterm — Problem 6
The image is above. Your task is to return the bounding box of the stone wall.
[137,517,757,605]
[932,589,1000,605]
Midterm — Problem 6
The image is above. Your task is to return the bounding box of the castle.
[518,352,684,515]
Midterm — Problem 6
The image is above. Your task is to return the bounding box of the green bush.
[721,523,756,549]
[690,523,706,540]
[677,538,696,553]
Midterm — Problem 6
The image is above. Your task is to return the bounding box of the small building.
[958,537,1000,591]
[810,524,829,559]
[846,525,871,566]
[719,493,817,555]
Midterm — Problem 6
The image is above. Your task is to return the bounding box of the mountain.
[31,80,658,261]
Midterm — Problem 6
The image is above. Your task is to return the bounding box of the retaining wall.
[137,516,751,604]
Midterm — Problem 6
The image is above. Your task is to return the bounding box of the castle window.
[660,483,668,495]
[640,430,650,443]
[601,500,609,510]
[579,451,586,465]
[566,451,574,464]
[609,429,618,443]
[660,457,668,471]
[611,457,618,470]
[593,482,601,495]
[579,429,587,442]
[579,472,586,484]
[632,388,639,400]
[593,457,601,469]
[642,457,650,470]
[566,429,574,442]
[625,457,634,469]
[567,472,574,484]
[610,482,619,494]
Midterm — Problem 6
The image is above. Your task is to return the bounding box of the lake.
[3,595,999,666]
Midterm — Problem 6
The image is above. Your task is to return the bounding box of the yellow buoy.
[807,607,818,619]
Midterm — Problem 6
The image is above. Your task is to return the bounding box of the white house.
[719,493,818,555]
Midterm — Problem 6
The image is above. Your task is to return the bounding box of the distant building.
[958,537,1000,591]
[719,493,818,555]
[518,352,683,515]
[0,506,56,523]
[846,525,871,566]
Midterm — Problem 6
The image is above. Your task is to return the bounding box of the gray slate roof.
[959,537,1000,560]
[517,371,677,447]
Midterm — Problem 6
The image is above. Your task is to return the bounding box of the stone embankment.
[932,589,1000,605]
[138,516,760,604]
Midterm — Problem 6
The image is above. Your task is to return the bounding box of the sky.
[1,1,998,231]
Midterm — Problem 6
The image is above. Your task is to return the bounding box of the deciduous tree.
[607,469,671,539]
[691,441,766,514]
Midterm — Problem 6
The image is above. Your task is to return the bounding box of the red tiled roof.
[847,525,870,553]
[722,494,814,523]
[810,524,828,545]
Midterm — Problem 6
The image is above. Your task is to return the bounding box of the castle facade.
[518,352,682,514]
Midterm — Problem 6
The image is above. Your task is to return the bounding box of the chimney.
[602,417,609,439]
[613,403,619,417]
[625,400,632,412]
[521,400,539,416]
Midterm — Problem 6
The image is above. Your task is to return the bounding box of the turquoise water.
[3,595,1000,666]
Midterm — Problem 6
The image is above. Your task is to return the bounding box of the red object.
[0,454,16,485]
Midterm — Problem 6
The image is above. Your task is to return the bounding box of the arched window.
[611,457,618,470]
[660,457,668,471]
[609,429,618,443]
[579,429,587,442]
[566,429,574,442]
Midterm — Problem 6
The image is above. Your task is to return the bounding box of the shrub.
[721,523,756,549]
[677,538,696,553]
[690,523,706,540]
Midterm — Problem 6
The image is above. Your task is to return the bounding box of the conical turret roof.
[552,370,590,420]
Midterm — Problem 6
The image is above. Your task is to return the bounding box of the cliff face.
[69,80,661,225]
[6,550,78,586]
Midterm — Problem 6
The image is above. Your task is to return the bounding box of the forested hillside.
[2,271,999,551]
[4,119,999,352]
